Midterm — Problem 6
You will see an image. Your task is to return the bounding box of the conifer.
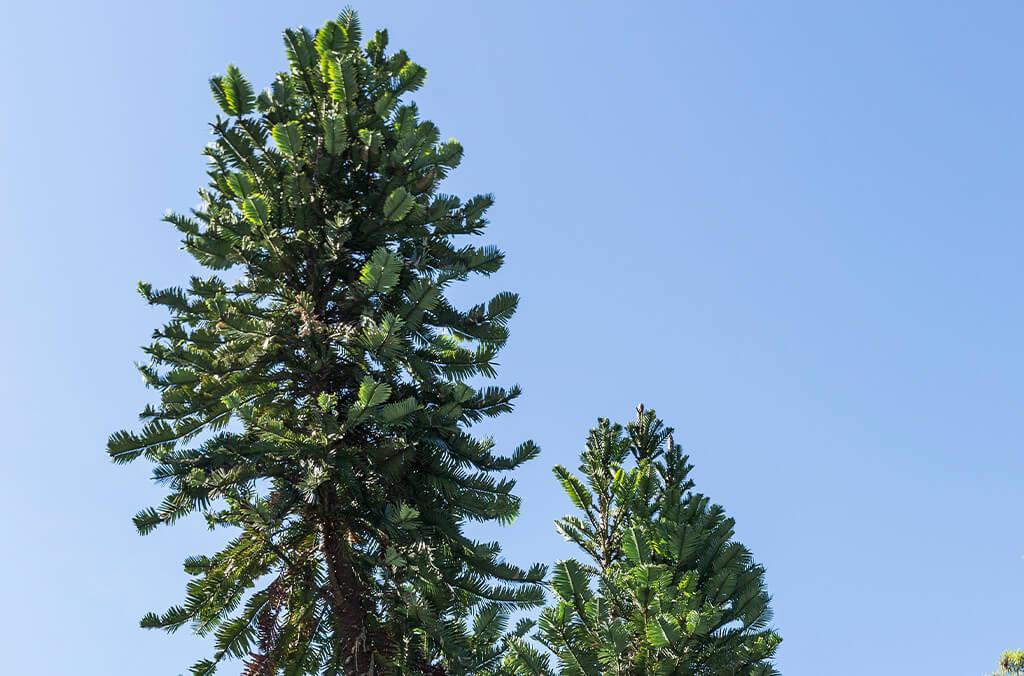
[109,9,543,674]
[504,407,780,675]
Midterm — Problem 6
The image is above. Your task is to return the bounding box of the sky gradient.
[2,2,1022,674]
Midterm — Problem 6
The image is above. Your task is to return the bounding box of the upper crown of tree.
[109,8,544,675]
[503,406,781,675]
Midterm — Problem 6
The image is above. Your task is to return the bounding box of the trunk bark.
[317,485,378,675]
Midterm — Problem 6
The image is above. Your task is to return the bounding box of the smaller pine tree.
[504,406,781,675]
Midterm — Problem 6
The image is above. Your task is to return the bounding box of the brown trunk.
[317,485,378,675]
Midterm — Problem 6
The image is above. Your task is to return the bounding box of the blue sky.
[2,2,1022,674]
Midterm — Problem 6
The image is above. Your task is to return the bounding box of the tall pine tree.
[504,407,781,675]
[109,9,544,675]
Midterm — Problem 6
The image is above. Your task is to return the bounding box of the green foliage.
[995,651,1024,675]
[110,8,544,674]
[503,406,781,675]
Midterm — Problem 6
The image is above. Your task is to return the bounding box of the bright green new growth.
[109,8,543,675]
[995,651,1024,675]
[504,406,781,675]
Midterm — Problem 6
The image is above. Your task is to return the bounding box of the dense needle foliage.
[503,407,781,675]
[108,9,544,675]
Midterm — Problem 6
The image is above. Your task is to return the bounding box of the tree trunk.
[317,485,378,675]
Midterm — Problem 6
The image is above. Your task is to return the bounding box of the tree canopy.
[503,407,780,675]
[107,7,790,675]
[109,8,543,675]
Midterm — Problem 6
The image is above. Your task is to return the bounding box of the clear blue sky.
[2,2,1021,674]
